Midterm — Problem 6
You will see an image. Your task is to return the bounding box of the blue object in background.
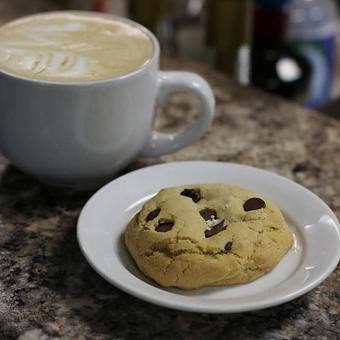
[286,0,338,108]
[256,0,291,10]
[295,37,336,108]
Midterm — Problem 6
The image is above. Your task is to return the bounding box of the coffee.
[0,12,153,82]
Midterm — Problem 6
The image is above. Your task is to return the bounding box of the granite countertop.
[0,58,339,340]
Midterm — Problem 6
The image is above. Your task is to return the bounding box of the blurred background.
[1,0,340,115]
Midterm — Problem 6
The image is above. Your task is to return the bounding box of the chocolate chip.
[155,220,174,232]
[224,241,233,253]
[181,188,201,203]
[243,198,266,211]
[204,220,226,238]
[199,208,217,221]
[146,208,160,221]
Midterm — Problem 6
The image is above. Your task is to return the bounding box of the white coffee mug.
[0,13,215,187]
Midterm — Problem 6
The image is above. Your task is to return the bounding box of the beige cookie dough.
[124,184,293,289]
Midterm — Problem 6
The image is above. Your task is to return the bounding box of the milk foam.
[0,12,153,82]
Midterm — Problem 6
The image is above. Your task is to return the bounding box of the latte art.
[0,12,153,82]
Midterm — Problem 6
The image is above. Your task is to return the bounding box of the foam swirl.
[0,12,153,82]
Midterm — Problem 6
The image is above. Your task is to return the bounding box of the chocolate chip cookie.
[124,184,293,289]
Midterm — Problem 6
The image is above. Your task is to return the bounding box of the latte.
[0,12,153,82]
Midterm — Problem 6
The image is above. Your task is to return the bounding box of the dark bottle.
[286,0,338,108]
[206,0,253,84]
[251,0,311,100]
[129,0,207,58]
[128,0,170,38]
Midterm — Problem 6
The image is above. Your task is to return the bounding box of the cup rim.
[0,10,160,86]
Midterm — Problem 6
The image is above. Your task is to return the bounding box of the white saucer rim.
[77,161,340,313]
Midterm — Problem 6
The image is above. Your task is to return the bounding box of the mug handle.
[140,71,215,157]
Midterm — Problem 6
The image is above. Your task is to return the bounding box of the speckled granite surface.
[0,59,339,340]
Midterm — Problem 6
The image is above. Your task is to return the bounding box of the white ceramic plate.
[77,161,340,313]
